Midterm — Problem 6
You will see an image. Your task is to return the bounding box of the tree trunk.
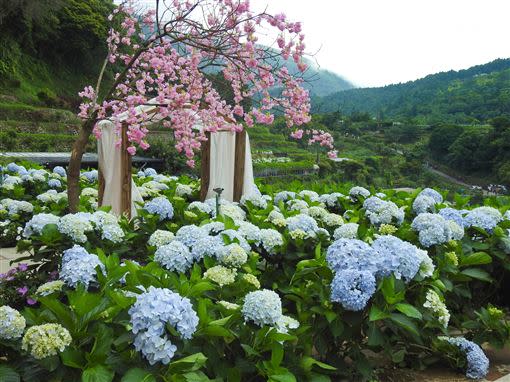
[67,120,95,212]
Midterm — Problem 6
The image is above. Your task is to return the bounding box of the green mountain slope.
[314,58,510,124]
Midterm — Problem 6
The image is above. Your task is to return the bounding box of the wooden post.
[98,166,105,206]
[233,129,246,202]
[200,131,211,201]
[120,123,132,218]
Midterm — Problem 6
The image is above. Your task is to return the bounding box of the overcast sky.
[138,0,510,88]
[251,0,510,87]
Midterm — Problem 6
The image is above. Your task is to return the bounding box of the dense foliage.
[1,162,510,381]
[314,58,510,124]
[0,0,114,105]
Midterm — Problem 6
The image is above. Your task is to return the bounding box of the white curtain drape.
[205,131,256,201]
[97,120,143,217]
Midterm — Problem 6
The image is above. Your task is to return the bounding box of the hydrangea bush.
[1,163,510,381]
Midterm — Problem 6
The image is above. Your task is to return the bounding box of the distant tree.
[428,124,464,156]
[448,128,491,171]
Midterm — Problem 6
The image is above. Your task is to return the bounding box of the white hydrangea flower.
[323,213,344,227]
[144,181,169,191]
[260,229,284,254]
[175,183,193,197]
[217,301,240,310]
[204,265,237,286]
[187,201,213,214]
[275,315,300,334]
[90,211,118,228]
[0,306,26,339]
[241,273,261,289]
[138,186,158,198]
[101,223,125,243]
[298,190,320,202]
[37,190,67,204]
[333,223,359,240]
[81,187,98,198]
[416,249,435,278]
[22,323,72,359]
[36,280,65,296]
[2,175,23,189]
[242,289,282,327]
[423,289,450,328]
[349,186,370,199]
[218,243,248,267]
[23,213,60,237]
[216,203,246,221]
[1,199,34,216]
[240,193,268,209]
[319,192,344,208]
[287,199,309,213]
[148,230,175,247]
[267,209,287,227]
[307,206,329,220]
[57,213,93,243]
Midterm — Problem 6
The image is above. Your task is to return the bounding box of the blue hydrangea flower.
[413,195,436,214]
[440,336,489,380]
[133,331,176,365]
[6,163,20,172]
[349,186,370,199]
[23,213,60,237]
[419,188,443,203]
[464,206,503,232]
[144,197,174,221]
[411,213,454,247]
[372,235,423,282]
[237,221,262,244]
[52,166,66,177]
[59,245,103,288]
[48,179,62,188]
[144,168,158,177]
[175,225,208,247]
[191,235,225,260]
[129,286,199,365]
[319,192,344,208]
[286,214,319,237]
[242,289,283,327]
[439,208,468,228]
[330,269,376,311]
[82,170,98,183]
[274,191,296,204]
[326,238,377,274]
[363,196,405,225]
[154,241,193,273]
[101,223,125,243]
[201,221,225,234]
[221,229,251,252]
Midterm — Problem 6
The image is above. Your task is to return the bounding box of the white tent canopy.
[97,98,256,216]
[97,120,144,217]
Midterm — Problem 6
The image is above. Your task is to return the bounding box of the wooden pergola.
[97,112,247,218]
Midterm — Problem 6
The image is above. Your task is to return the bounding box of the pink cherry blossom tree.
[67,0,312,211]
[291,128,337,164]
